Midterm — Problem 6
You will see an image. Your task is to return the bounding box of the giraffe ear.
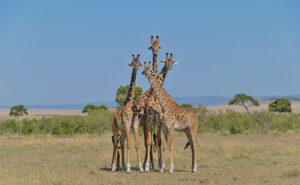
[160,60,166,63]
[173,61,178,64]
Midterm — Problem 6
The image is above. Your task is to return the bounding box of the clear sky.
[1,0,299,105]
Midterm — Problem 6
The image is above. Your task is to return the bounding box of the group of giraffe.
[111,36,198,174]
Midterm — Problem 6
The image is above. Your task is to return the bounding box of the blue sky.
[0,0,299,105]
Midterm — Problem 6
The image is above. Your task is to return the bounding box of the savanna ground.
[1,133,300,185]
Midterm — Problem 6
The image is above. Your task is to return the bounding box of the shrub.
[268,98,292,113]
[180,104,192,108]
[0,110,113,135]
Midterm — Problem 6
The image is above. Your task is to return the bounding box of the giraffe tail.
[184,142,190,150]
[152,133,157,153]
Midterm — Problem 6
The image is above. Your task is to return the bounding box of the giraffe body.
[138,53,178,172]
[111,55,143,173]
[142,62,198,173]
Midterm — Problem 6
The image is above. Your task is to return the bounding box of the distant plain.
[1,101,300,121]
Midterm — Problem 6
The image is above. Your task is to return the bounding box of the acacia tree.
[228,93,259,115]
[9,105,28,135]
[115,85,143,106]
[82,104,108,113]
[9,105,28,118]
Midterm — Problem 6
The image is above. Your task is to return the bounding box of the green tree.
[9,105,28,118]
[82,104,108,114]
[82,104,99,113]
[9,105,28,135]
[268,98,292,113]
[115,85,143,106]
[228,93,259,115]
[180,103,192,108]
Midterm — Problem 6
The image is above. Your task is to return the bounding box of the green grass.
[0,134,300,185]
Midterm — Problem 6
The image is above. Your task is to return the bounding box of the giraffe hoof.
[126,164,131,173]
[145,163,150,172]
[111,167,116,172]
[160,168,164,173]
[192,165,197,173]
[169,169,173,174]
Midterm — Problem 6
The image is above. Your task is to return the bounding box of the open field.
[0,109,84,121]
[1,101,300,121]
[0,134,300,185]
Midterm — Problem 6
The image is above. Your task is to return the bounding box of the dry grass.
[0,109,85,121]
[0,134,300,185]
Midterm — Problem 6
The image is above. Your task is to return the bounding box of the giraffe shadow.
[99,166,144,172]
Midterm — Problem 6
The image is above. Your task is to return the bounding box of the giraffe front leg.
[144,125,152,172]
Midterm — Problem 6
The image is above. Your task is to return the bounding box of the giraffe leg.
[156,122,163,169]
[111,141,117,171]
[125,126,131,173]
[116,130,122,171]
[191,128,197,173]
[111,123,119,171]
[144,125,152,172]
[168,128,175,173]
[161,126,168,173]
[150,143,154,170]
[143,121,148,170]
[120,134,126,170]
[149,120,154,170]
[116,147,120,170]
[185,128,197,173]
[133,117,143,172]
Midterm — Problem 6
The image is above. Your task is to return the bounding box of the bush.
[199,111,300,134]
[0,110,113,135]
[180,104,192,108]
[1,109,300,135]
[268,98,292,113]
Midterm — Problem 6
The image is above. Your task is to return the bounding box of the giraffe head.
[141,61,152,78]
[148,35,161,55]
[142,61,162,86]
[160,53,178,70]
[128,54,142,70]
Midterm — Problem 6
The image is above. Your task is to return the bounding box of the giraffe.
[142,62,198,173]
[134,35,161,171]
[141,53,178,172]
[111,54,143,173]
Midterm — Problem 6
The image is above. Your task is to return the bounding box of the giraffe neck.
[152,53,158,74]
[124,67,137,105]
[158,63,169,86]
[148,75,173,110]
